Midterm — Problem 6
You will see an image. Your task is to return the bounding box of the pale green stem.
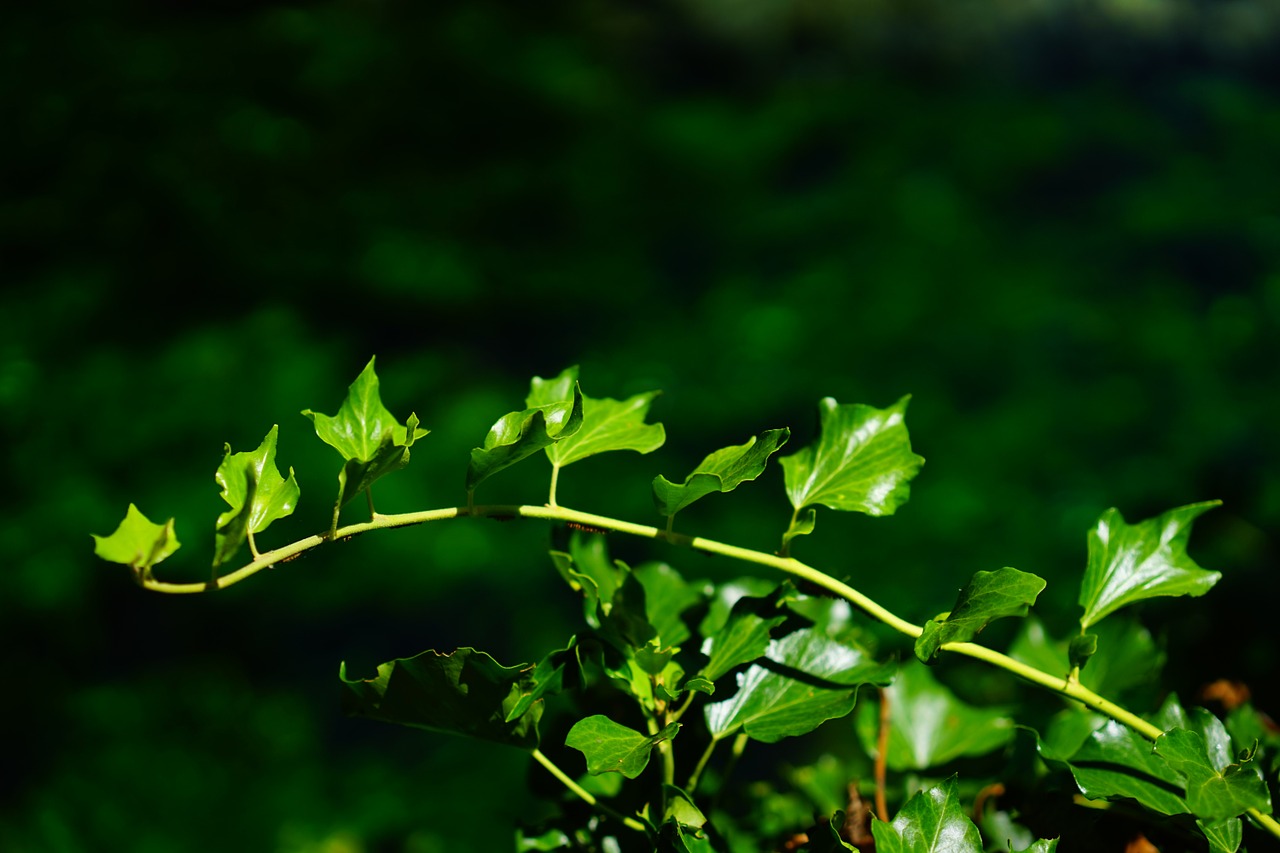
[134,500,1280,843]
[665,514,675,538]
[686,737,719,793]
[645,714,674,817]
[247,528,260,560]
[531,748,647,834]
[366,487,377,520]
[548,464,561,507]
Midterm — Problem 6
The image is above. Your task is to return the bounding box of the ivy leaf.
[505,640,578,723]
[634,561,707,648]
[805,812,857,852]
[914,568,1046,664]
[1067,633,1098,673]
[301,357,428,526]
[92,503,180,573]
[856,664,1014,770]
[340,647,541,750]
[1077,501,1221,630]
[1016,842,1060,853]
[652,428,790,519]
[212,425,299,566]
[1009,616,1165,701]
[663,784,708,830]
[1197,817,1242,853]
[698,585,790,683]
[466,381,584,494]
[1155,727,1271,820]
[870,775,982,853]
[529,367,664,469]
[779,396,924,548]
[1041,719,1188,815]
[565,715,680,779]
[705,628,893,744]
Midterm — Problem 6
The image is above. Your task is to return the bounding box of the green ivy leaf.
[652,428,790,519]
[856,664,1014,770]
[1067,633,1098,672]
[1009,616,1165,701]
[340,647,541,750]
[804,812,857,852]
[663,784,708,830]
[530,366,664,469]
[698,585,789,683]
[1016,841,1060,853]
[212,424,299,566]
[564,715,680,779]
[1077,501,1221,630]
[870,775,982,853]
[779,396,924,548]
[1197,817,1243,853]
[705,628,893,744]
[505,641,578,723]
[634,561,707,648]
[466,381,584,494]
[913,567,1046,664]
[1155,727,1271,820]
[1042,718,1188,815]
[301,356,428,526]
[92,503,181,572]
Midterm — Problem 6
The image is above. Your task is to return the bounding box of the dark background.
[4,2,1279,850]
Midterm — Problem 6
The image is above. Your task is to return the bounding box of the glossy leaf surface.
[213,424,299,565]
[340,647,540,750]
[1078,501,1221,629]
[698,585,789,683]
[1045,719,1187,815]
[466,381,584,492]
[914,567,1046,663]
[652,427,789,518]
[92,503,180,570]
[634,561,706,648]
[705,628,893,743]
[1198,817,1243,853]
[1010,616,1164,699]
[870,775,982,853]
[564,715,679,779]
[856,664,1014,770]
[531,367,664,468]
[1155,727,1271,820]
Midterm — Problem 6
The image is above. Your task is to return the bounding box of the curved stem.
[686,738,718,793]
[531,748,647,834]
[136,500,1280,843]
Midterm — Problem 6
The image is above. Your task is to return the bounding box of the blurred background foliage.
[4,0,1280,849]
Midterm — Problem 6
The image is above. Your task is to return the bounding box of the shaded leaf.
[664,784,708,830]
[466,381,584,493]
[1197,817,1242,853]
[213,424,299,566]
[516,828,572,851]
[914,568,1046,664]
[1078,501,1221,630]
[870,775,982,853]
[1042,719,1188,815]
[698,577,781,638]
[652,428,790,518]
[1155,727,1271,820]
[92,503,180,571]
[805,811,857,852]
[856,664,1014,771]
[1009,616,1165,700]
[565,715,680,779]
[340,647,541,750]
[505,640,578,723]
[779,396,924,546]
[635,561,707,648]
[699,585,789,683]
[1067,633,1097,672]
[705,628,893,743]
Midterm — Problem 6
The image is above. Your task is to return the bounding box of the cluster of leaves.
[92,361,1279,851]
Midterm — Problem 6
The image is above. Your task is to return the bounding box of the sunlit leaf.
[301,356,428,519]
[466,381,584,494]
[531,367,664,469]
[91,503,180,572]
[705,628,893,744]
[1077,501,1221,629]
[698,585,789,683]
[340,647,541,750]
[914,567,1046,663]
[1016,841,1059,853]
[870,775,982,853]
[856,664,1014,771]
[516,828,572,851]
[698,577,781,638]
[565,715,680,779]
[780,396,923,548]
[1155,727,1271,820]
[213,424,299,565]
[664,784,708,829]
[652,428,790,519]
[1009,616,1165,700]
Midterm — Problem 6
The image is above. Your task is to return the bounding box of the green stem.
[548,464,561,507]
[366,487,377,520]
[530,748,647,834]
[686,737,718,793]
[135,500,1280,844]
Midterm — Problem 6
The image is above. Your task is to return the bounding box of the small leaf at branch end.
[565,715,680,779]
[870,775,982,853]
[1068,633,1098,672]
[92,503,181,570]
[781,395,924,519]
[1078,501,1222,630]
[780,507,817,552]
[913,567,1046,664]
[213,424,300,566]
[652,427,790,518]
[466,382,584,492]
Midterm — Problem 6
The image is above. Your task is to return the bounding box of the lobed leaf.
[856,664,1014,771]
[914,567,1046,664]
[92,503,180,571]
[1155,727,1271,820]
[1197,817,1243,853]
[698,584,790,683]
[1041,719,1188,816]
[780,396,923,548]
[1077,501,1221,630]
[1009,616,1165,700]
[213,424,299,566]
[634,561,707,648]
[564,714,680,779]
[652,428,790,519]
[340,647,542,750]
[530,366,665,469]
[705,628,893,744]
[870,775,982,853]
[466,381,584,493]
